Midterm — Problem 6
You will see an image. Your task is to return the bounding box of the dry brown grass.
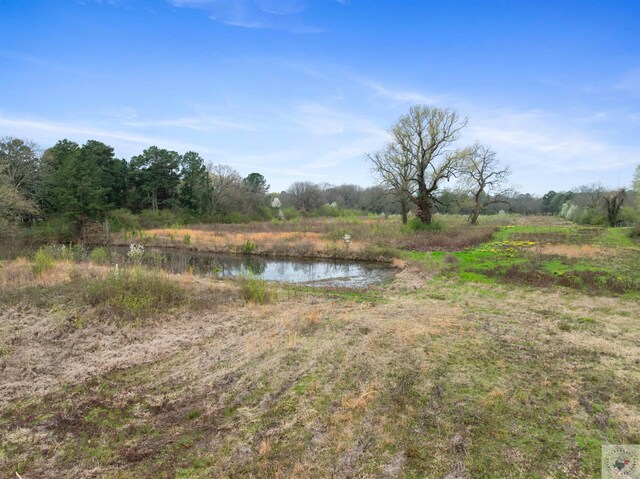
[1,256,638,478]
[538,244,608,258]
[0,258,85,290]
[144,228,368,257]
[391,258,406,269]
[341,385,377,410]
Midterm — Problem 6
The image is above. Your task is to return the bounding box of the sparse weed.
[32,247,55,275]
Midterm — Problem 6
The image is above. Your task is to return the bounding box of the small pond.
[107,247,393,288]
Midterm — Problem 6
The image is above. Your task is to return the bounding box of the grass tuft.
[83,267,186,320]
[239,276,274,304]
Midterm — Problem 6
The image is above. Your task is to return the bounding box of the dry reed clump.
[391,258,406,269]
[145,228,368,257]
[148,228,329,250]
[341,385,376,410]
[258,437,272,456]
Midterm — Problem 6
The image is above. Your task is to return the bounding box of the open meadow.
[1,215,639,478]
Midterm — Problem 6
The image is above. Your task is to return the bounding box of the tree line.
[2,104,638,239]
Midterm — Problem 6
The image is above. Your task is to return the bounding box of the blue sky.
[1,0,639,194]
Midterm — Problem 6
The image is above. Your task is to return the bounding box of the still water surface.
[110,247,392,288]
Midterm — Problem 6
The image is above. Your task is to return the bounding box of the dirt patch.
[388,265,433,291]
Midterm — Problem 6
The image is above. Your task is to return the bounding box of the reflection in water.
[108,247,392,288]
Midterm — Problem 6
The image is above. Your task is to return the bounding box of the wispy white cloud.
[467,108,638,171]
[356,78,452,106]
[462,106,640,192]
[168,0,323,33]
[293,103,387,137]
[122,116,257,132]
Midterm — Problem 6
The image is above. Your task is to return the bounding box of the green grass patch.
[406,217,443,232]
[438,224,640,296]
[597,227,636,247]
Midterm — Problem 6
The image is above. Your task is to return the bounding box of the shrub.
[89,247,109,265]
[407,217,443,232]
[84,267,185,320]
[239,277,273,304]
[281,207,301,221]
[219,213,252,224]
[25,217,76,243]
[138,209,182,228]
[108,209,141,232]
[183,234,191,245]
[577,208,606,226]
[309,204,343,218]
[242,240,256,254]
[32,248,55,275]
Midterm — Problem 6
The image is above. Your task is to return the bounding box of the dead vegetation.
[112,216,498,260]
[1,253,638,478]
[398,225,496,251]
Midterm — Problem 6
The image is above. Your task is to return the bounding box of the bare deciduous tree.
[207,164,242,215]
[287,181,323,211]
[367,143,412,223]
[461,143,511,224]
[369,105,469,224]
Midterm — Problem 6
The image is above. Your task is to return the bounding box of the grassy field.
[1,215,638,478]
